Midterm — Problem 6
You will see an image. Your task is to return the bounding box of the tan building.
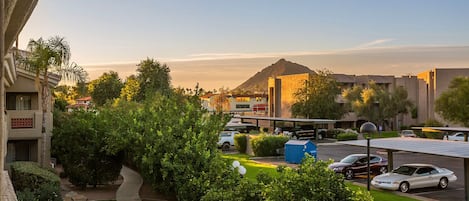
[201,93,268,115]
[417,68,469,126]
[1,0,39,199]
[268,68,469,129]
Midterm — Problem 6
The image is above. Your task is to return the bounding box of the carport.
[340,138,469,201]
[233,115,336,140]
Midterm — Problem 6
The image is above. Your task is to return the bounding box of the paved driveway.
[318,144,464,201]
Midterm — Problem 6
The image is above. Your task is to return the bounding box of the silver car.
[371,164,457,193]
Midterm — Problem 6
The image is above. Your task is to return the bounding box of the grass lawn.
[365,131,399,139]
[222,153,419,201]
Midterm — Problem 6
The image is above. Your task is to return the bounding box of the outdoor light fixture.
[360,122,377,191]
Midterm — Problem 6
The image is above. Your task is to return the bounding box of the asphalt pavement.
[317,143,464,201]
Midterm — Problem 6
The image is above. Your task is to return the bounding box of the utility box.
[284,140,317,164]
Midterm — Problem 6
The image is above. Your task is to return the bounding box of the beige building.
[268,68,469,129]
[1,0,39,199]
[201,93,268,115]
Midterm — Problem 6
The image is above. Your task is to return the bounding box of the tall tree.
[119,75,140,102]
[343,82,413,129]
[22,36,87,166]
[291,70,346,119]
[136,58,171,100]
[435,77,469,127]
[88,71,124,106]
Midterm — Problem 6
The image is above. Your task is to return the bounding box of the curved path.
[116,165,143,201]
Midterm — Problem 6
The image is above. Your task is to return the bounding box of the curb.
[349,181,439,201]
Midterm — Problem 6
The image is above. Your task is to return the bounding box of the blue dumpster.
[284,140,317,164]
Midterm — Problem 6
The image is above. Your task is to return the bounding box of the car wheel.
[318,134,323,140]
[345,169,354,180]
[399,182,410,193]
[222,143,230,151]
[379,166,388,174]
[438,177,449,189]
[292,135,299,140]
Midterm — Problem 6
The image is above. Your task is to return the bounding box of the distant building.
[201,93,268,115]
[267,68,469,129]
[66,96,92,111]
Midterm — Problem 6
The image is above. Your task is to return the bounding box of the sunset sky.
[19,0,469,90]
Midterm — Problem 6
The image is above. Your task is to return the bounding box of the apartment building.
[1,1,40,199]
[268,68,469,129]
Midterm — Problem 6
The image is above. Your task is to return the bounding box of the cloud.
[357,38,395,48]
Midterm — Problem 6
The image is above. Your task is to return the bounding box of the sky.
[19,0,469,90]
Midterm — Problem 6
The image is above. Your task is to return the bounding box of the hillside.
[234,58,315,92]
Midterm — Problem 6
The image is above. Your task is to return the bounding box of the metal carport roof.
[340,138,469,200]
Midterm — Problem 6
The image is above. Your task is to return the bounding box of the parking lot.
[317,143,464,201]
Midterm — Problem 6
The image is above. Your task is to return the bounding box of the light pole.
[360,122,377,191]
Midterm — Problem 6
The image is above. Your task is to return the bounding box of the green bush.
[251,135,289,157]
[10,162,62,201]
[337,133,358,141]
[234,134,248,153]
[423,132,445,139]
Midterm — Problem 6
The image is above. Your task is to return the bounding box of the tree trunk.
[41,70,49,167]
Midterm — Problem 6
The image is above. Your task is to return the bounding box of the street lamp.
[360,122,377,191]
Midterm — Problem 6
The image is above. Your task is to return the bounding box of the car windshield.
[340,155,359,163]
[392,166,417,176]
[402,130,413,134]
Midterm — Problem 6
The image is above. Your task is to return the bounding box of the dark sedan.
[328,154,388,180]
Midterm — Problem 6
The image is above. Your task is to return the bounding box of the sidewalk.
[116,166,143,201]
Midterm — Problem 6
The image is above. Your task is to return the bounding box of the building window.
[235,97,250,102]
[236,104,250,109]
[6,93,33,110]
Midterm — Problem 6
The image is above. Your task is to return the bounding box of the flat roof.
[339,138,469,159]
[233,115,336,124]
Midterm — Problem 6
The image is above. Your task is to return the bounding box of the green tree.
[21,36,87,167]
[343,82,413,129]
[291,70,346,119]
[52,110,123,189]
[88,71,123,106]
[119,75,140,102]
[136,58,171,100]
[435,77,469,126]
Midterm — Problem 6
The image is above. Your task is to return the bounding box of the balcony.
[6,110,42,139]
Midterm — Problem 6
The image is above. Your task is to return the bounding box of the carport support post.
[387,150,393,171]
[465,158,469,201]
[367,137,370,191]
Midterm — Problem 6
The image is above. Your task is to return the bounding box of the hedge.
[10,161,60,191]
[10,161,61,201]
[234,134,248,153]
[337,133,358,141]
[251,135,289,157]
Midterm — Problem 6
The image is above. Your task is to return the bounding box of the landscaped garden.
[222,154,419,201]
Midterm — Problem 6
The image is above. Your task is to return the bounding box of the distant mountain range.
[233,58,315,92]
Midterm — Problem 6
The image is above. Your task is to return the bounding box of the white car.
[372,164,457,193]
[399,130,417,138]
[447,132,466,141]
[217,131,239,151]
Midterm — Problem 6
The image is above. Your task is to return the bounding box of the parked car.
[447,132,466,141]
[225,122,258,133]
[217,131,239,151]
[328,154,388,180]
[372,164,457,193]
[400,130,417,138]
[283,125,324,140]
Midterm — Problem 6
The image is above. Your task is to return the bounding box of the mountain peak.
[233,59,315,92]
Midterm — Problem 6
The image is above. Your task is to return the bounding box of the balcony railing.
[6,110,42,139]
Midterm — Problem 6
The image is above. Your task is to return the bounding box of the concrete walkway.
[116,166,143,201]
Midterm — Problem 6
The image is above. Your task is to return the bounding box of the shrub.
[423,132,445,139]
[337,133,358,141]
[10,162,62,201]
[234,134,248,153]
[424,118,444,127]
[251,135,289,157]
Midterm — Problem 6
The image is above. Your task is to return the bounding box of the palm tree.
[22,36,87,166]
